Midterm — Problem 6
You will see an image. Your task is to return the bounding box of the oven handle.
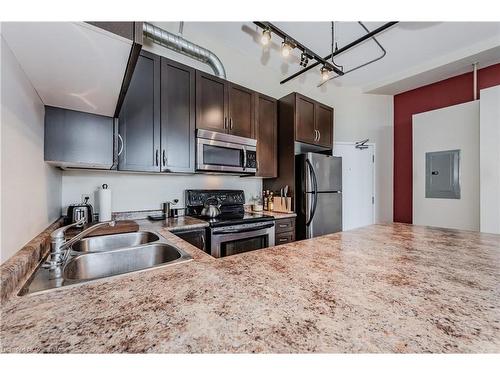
[212,223,274,235]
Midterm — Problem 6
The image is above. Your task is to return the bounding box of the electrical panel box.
[425,149,460,199]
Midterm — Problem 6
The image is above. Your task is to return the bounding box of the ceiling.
[154,21,500,95]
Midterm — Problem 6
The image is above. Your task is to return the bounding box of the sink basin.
[63,243,189,281]
[71,231,160,252]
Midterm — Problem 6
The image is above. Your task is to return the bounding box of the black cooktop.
[185,189,274,228]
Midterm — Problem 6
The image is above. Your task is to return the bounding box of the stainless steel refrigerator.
[296,153,342,240]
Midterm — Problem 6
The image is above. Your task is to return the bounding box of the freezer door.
[306,153,342,192]
[306,192,342,238]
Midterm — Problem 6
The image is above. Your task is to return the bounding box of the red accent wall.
[393,63,500,223]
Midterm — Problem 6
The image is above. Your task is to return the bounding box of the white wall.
[479,85,500,234]
[61,171,262,214]
[412,101,480,231]
[0,36,62,263]
[64,22,393,223]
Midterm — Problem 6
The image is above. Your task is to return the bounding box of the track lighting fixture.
[261,28,271,45]
[281,40,294,57]
[320,65,333,81]
[300,52,309,67]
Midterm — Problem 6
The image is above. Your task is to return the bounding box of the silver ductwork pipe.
[143,22,226,79]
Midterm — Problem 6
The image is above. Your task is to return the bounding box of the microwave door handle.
[305,158,318,226]
[243,148,247,170]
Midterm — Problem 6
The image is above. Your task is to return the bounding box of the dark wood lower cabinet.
[275,218,296,245]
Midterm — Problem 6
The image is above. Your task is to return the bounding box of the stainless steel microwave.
[196,129,257,173]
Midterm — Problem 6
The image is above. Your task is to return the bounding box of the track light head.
[281,40,294,58]
[320,65,333,81]
[300,52,309,67]
[261,29,271,45]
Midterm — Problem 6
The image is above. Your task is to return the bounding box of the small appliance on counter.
[147,199,180,221]
[66,196,93,227]
[185,190,275,258]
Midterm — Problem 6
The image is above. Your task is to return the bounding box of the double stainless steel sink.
[19,231,192,296]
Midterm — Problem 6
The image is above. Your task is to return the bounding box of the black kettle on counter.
[66,196,93,227]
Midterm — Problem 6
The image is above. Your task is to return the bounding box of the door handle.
[314,130,318,141]
[155,149,159,166]
[224,117,228,129]
[305,158,318,226]
[117,134,124,156]
[230,118,233,130]
[162,150,167,167]
[317,130,321,142]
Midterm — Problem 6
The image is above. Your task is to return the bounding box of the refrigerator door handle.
[305,158,318,226]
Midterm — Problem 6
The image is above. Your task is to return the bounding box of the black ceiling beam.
[253,21,344,77]
[279,21,399,85]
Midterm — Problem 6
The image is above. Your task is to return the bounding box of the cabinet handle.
[230,118,233,130]
[155,149,159,166]
[117,134,124,156]
[201,234,206,250]
[314,130,318,141]
[224,117,227,129]
[279,238,287,242]
[162,150,167,167]
[317,130,321,142]
[279,224,288,228]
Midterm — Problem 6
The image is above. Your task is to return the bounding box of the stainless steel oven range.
[185,190,275,258]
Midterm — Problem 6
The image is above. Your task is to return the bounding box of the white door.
[333,142,375,230]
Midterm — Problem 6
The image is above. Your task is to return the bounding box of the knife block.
[271,197,293,213]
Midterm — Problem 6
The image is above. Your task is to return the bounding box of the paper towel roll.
[98,184,112,222]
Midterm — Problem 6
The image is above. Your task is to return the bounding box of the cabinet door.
[315,104,333,148]
[161,58,195,173]
[295,94,316,144]
[255,93,277,178]
[196,71,228,133]
[118,51,161,172]
[228,83,255,138]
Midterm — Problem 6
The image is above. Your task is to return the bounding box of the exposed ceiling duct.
[143,22,226,79]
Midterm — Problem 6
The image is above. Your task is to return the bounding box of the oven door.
[210,222,275,258]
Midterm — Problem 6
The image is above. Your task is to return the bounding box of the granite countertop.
[1,223,499,353]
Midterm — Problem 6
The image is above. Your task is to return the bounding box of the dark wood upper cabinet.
[195,72,257,139]
[315,103,333,148]
[118,51,195,173]
[228,83,255,138]
[255,93,277,178]
[281,92,334,148]
[118,50,161,172]
[161,59,195,173]
[195,71,227,133]
[295,94,316,144]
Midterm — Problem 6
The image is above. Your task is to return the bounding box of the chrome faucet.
[45,219,116,268]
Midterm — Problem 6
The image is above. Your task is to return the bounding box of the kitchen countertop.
[1,223,499,353]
